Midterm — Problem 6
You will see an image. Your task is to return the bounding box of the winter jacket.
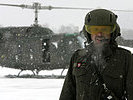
[59,43,133,100]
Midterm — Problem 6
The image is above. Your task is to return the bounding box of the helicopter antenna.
[0,2,133,25]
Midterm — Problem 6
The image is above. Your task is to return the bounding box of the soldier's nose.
[96,32,103,36]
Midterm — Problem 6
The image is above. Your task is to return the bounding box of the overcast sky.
[0,0,133,32]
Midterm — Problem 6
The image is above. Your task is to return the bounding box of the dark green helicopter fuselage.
[0,26,83,74]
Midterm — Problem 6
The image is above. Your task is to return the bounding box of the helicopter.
[0,2,92,76]
[0,2,133,76]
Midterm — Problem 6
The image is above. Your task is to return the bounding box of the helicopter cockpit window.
[42,39,50,62]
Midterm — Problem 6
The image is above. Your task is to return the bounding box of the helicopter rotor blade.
[41,6,94,10]
[0,3,133,12]
[0,3,33,9]
[110,9,133,12]
[42,6,133,12]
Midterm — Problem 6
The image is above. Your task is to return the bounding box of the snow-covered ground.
[0,68,67,100]
[0,78,64,100]
[0,45,133,100]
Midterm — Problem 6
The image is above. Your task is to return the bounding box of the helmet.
[85,9,117,26]
[83,9,120,43]
[111,23,121,41]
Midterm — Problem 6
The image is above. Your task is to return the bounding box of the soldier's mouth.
[96,38,104,42]
[95,38,109,43]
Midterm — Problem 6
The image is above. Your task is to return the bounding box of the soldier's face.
[91,32,111,45]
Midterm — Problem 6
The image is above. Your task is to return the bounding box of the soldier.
[59,9,133,100]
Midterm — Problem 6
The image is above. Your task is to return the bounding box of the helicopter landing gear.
[17,70,24,77]
[34,69,41,75]
[32,70,36,76]
[17,69,37,77]
[61,68,65,76]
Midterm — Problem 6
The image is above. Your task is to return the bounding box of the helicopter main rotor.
[0,2,94,26]
[0,2,133,26]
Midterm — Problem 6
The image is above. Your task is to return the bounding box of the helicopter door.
[42,39,50,62]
